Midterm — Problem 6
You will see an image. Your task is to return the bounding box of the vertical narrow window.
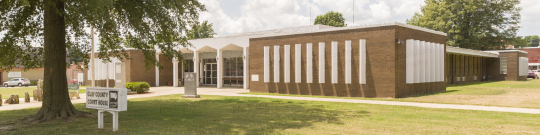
[306,43,313,83]
[345,40,352,84]
[295,44,301,83]
[318,42,325,83]
[331,41,338,84]
[359,39,366,84]
[414,40,420,83]
[284,45,290,83]
[433,43,438,82]
[500,57,507,74]
[406,39,414,84]
[274,45,280,82]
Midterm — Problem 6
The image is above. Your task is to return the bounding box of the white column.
[243,47,249,89]
[306,43,313,83]
[318,42,325,83]
[331,41,338,84]
[155,53,160,87]
[274,45,280,82]
[173,57,179,87]
[217,49,222,88]
[440,44,445,82]
[359,39,366,84]
[284,45,290,83]
[264,46,270,82]
[194,51,199,87]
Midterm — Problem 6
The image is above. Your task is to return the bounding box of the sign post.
[86,87,127,131]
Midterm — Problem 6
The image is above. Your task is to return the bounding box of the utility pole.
[91,26,95,87]
[353,0,354,26]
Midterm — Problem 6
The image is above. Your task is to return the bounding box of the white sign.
[77,73,84,83]
[86,87,127,111]
[251,74,259,81]
[7,72,21,78]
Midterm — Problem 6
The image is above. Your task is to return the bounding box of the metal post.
[91,26,95,87]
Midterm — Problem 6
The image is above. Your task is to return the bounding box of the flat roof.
[446,46,499,58]
[250,22,447,39]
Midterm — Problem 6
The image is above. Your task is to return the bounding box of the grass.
[243,79,540,109]
[0,94,539,134]
[0,87,86,99]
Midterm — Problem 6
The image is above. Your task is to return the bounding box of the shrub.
[126,82,150,94]
[30,81,38,86]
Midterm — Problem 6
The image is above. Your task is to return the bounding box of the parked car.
[535,70,540,79]
[528,70,538,79]
[68,79,78,84]
[3,78,31,87]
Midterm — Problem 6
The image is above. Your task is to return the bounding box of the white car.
[535,70,540,79]
[3,78,31,87]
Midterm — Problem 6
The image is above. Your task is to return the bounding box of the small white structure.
[86,87,127,131]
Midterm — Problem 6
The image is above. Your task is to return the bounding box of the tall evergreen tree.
[407,0,521,50]
[0,0,205,121]
[314,11,346,27]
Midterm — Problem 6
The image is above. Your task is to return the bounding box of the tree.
[407,0,522,50]
[0,0,205,121]
[186,20,216,40]
[524,35,540,47]
[314,11,346,27]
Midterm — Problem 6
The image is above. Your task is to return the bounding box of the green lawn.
[0,87,86,99]
[243,79,540,109]
[0,94,538,134]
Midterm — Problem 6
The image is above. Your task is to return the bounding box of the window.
[500,57,507,74]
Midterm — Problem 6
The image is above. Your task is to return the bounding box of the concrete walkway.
[2,87,540,114]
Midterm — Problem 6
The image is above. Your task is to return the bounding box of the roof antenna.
[310,3,312,25]
[353,0,354,26]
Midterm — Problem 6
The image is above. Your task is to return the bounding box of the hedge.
[126,82,150,94]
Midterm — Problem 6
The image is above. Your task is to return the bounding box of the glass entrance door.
[204,63,217,85]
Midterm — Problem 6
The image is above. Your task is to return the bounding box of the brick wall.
[249,25,447,98]
[485,51,528,81]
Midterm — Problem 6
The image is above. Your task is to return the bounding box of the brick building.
[522,46,540,70]
[85,23,529,98]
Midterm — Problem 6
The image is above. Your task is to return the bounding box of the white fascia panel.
[419,41,425,83]
[359,39,366,84]
[406,39,414,84]
[284,45,290,83]
[274,45,280,82]
[264,46,270,82]
[426,42,431,82]
[306,43,313,83]
[345,40,352,84]
[414,40,420,83]
[295,44,301,83]
[319,42,325,83]
[331,41,338,84]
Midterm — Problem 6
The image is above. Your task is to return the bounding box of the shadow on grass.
[446,81,503,88]
[405,90,460,98]
[0,95,370,135]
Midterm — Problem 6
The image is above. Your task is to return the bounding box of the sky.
[1,0,539,50]
[199,0,540,37]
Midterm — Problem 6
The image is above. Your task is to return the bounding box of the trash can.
[168,81,172,86]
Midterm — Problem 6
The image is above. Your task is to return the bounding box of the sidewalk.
[2,87,540,114]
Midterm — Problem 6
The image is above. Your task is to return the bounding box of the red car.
[528,70,538,79]
[68,79,78,84]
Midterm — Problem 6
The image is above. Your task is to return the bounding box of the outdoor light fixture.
[397,39,405,44]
